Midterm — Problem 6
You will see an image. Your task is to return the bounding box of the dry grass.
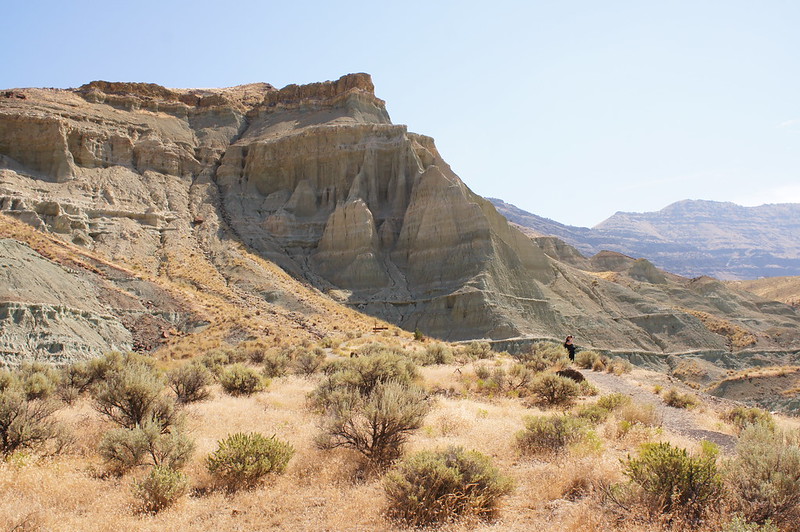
[1,357,781,531]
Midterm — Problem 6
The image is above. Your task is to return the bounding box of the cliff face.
[2,74,800,361]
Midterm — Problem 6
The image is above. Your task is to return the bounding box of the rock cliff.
[2,75,800,362]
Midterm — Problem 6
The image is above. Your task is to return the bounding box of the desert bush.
[0,388,62,456]
[516,341,568,372]
[616,402,659,427]
[206,432,294,490]
[597,392,632,411]
[723,406,776,434]
[99,418,194,473]
[262,350,291,378]
[662,388,698,409]
[623,441,722,520]
[529,373,580,406]
[573,404,611,423]
[517,414,588,455]
[384,446,513,527]
[16,362,61,400]
[579,380,599,396]
[316,381,430,468]
[414,343,453,366]
[218,364,266,396]
[0,370,18,392]
[724,422,800,527]
[199,349,232,376]
[592,356,608,371]
[167,362,211,403]
[292,347,326,376]
[310,352,418,410]
[92,361,178,430]
[575,350,600,369]
[458,341,493,361]
[606,357,633,375]
[720,516,779,532]
[132,465,188,514]
[473,363,492,381]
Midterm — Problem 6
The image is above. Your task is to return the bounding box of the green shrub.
[384,446,513,527]
[262,351,291,378]
[218,364,266,396]
[0,389,62,456]
[574,350,600,369]
[206,432,294,490]
[724,423,800,527]
[596,392,632,411]
[662,388,698,409]
[99,418,194,473]
[529,373,580,406]
[316,381,430,468]
[623,441,722,519]
[92,361,178,430]
[168,362,211,403]
[578,380,599,396]
[517,414,587,455]
[723,406,776,434]
[132,465,188,514]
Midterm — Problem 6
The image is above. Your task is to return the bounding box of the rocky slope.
[3,75,800,363]
[490,198,800,280]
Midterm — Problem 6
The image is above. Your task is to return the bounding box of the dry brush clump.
[218,363,267,396]
[311,352,428,470]
[167,361,212,403]
[724,422,800,528]
[617,441,723,523]
[383,446,513,527]
[132,464,188,514]
[516,414,589,456]
[722,406,776,434]
[205,432,295,491]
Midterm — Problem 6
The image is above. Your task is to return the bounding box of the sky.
[2,0,798,227]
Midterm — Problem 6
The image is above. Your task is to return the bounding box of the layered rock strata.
[2,74,800,359]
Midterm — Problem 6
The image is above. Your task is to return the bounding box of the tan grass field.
[4,344,786,532]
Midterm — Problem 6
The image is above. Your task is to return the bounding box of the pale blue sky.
[3,0,798,227]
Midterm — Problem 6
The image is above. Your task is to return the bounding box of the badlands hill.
[490,197,800,281]
[2,75,800,363]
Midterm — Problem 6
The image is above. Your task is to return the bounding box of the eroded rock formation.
[2,74,800,361]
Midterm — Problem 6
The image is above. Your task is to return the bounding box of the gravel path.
[579,369,737,453]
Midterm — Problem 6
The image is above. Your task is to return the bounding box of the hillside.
[729,275,800,308]
[2,76,800,364]
[490,197,800,280]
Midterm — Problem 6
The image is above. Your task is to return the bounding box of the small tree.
[316,381,429,468]
[384,446,513,527]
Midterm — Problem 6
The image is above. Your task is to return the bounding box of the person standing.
[564,335,576,362]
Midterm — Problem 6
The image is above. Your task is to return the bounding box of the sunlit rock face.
[3,74,800,351]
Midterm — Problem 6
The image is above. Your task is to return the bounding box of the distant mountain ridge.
[489,198,800,280]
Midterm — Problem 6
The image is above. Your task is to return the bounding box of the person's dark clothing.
[564,341,575,361]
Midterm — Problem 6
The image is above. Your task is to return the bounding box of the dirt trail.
[579,369,737,453]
